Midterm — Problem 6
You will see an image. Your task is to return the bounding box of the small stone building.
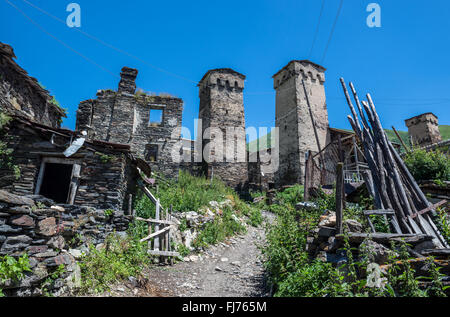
[197,68,248,190]
[76,67,184,179]
[273,60,331,186]
[0,115,138,211]
[405,112,442,147]
[0,42,66,128]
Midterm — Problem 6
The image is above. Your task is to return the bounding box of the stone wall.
[0,42,64,128]
[1,117,135,211]
[248,150,275,192]
[0,190,131,296]
[198,69,248,190]
[273,60,330,187]
[76,67,184,179]
[405,112,442,147]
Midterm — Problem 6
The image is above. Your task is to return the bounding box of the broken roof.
[0,42,66,117]
[10,115,131,153]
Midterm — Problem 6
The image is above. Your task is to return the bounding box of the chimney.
[118,67,138,94]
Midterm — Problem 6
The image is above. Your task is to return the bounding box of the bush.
[262,189,447,297]
[78,234,150,294]
[0,254,32,296]
[193,205,246,248]
[404,149,450,182]
[134,170,235,219]
[275,185,304,206]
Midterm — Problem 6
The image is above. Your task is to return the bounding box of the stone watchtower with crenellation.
[197,68,248,190]
[273,60,330,187]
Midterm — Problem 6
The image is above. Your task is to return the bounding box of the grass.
[77,233,150,294]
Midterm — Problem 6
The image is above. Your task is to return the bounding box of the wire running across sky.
[320,0,344,64]
[308,0,326,59]
[4,0,119,78]
[13,0,199,85]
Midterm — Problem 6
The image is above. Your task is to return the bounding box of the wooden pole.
[392,126,410,153]
[336,163,344,234]
[304,151,312,201]
[128,194,133,216]
[155,199,160,251]
[302,79,325,168]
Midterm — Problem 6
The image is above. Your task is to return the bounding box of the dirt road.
[143,211,274,297]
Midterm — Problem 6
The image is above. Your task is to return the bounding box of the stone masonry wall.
[198,69,248,190]
[1,118,133,211]
[0,190,131,296]
[405,112,442,147]
[273,60,330,187]
[0,42,64,128]
[76,67,184,179]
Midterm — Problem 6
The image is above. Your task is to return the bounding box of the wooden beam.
[147,250,180,257]
[335,163,344,234]
[392,126,410,153]
[140,225,171,243]
[135,217,174,226]
[363,209,395,216]
[410,200,447,219]
[302,79,324,168]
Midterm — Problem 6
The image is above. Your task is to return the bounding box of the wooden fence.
[134,175,179,263]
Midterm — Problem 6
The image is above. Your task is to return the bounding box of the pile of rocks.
[0,190,131,296]
[171,200,247,253]
[306,210,365,264]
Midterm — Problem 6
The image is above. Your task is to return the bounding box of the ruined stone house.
[76,67,184,180]
[0,114,139,210]
[0,44,141,211]
[0,43,66,128]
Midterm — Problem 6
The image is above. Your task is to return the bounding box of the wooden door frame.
[35,156,82,204]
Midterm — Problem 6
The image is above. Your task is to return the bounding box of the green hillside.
[439,125,450,141]
[247,125,450,152]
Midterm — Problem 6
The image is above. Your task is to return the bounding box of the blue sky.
[2,0,449,141]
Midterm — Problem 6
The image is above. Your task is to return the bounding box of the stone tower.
[198,68,248,190]
[405,112,442,147]
[273,60,330,186]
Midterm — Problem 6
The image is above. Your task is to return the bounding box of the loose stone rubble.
[0,190,131,296]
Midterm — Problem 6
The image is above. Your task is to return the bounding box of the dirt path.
[141,211,274,297]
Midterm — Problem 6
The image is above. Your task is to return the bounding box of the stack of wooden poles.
[340,78,448,249]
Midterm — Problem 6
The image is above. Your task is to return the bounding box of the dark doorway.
[39,163,73,203]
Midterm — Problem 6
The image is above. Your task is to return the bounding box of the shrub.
[404,149,450,182]
[78,234,150,294]
[262,188,447,297]
[0,254,32,296]
[193,205,246,248]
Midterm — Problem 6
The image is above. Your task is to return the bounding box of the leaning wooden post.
[336,163,344,234]
[169,205,174,265]
[128,194,133,216]
[392,126,410,153]
[304,151,312,201]
[154,199,160,251]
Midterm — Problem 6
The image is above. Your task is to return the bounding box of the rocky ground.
[96,211,275,297]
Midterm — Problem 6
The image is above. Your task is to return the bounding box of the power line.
[320,0,344,64]
[20,0,198,85]
[308,0,325,58]
[5,0,118,78]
